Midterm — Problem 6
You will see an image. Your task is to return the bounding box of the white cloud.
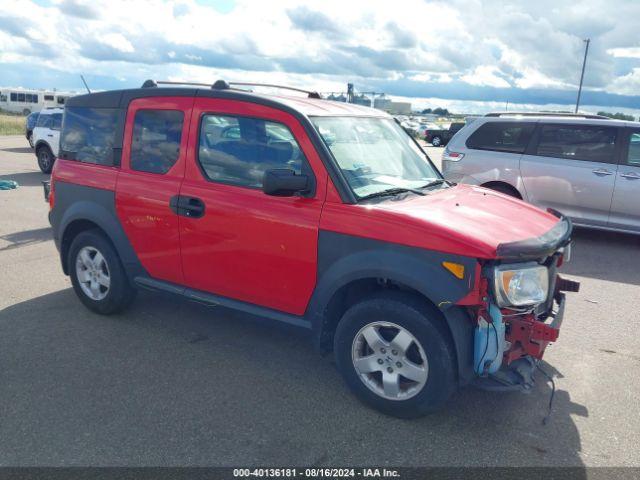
[461,66,511,88]
[607,47,640,59]
[99,33,134,53]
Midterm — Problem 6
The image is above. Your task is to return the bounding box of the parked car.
[45,81,578,418]
[442,112,640,234]
[25,111,39,148]
[32,107,63,173]
[425,122,465,147]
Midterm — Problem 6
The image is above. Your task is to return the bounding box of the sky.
[1,0,640,115]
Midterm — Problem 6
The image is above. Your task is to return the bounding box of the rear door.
[178,98,327,315]
[519,123,620,227]
[115,96,193,285]
[49,112,62,156]
[608,128,640,232]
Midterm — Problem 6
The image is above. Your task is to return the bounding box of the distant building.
[351,94,372,107]
[374,97,391,110]
[388,101,411,115]
[373,95,412,115]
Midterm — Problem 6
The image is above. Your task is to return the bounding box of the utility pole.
[575,38,590,113]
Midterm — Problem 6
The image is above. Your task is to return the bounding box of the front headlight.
[493,263,549,307]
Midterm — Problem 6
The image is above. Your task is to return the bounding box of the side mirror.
[262,169,309,196]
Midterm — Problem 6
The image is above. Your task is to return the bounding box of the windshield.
[311,117,441,199]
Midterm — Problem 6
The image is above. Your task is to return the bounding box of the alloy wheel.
[75,246,111,301]
[38,150,51,171]
[351,321,429,401]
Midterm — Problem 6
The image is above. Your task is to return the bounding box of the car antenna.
[80,75,91,94]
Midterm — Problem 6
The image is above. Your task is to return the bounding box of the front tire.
[334,293,456,418]
[68,230,136,315]
[28,134,34,148]
[36,146,55,174]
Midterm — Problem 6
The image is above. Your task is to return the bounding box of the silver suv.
[442,112,640,234]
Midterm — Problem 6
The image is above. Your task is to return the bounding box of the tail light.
[44,178,55,210]
[443,148,464,162]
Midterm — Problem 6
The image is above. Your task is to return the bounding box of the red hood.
[321,184,563,259]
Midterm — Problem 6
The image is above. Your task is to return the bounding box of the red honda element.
[46,80,579,417]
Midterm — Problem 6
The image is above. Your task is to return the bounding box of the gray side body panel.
[309,231,477,384]
[49,181,146,278]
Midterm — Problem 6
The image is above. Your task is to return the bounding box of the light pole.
[575,38,590,113]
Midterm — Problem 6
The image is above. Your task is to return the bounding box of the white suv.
[32,107,63,173]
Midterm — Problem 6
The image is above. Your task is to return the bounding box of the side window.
[535,124,617,163]
[60,107,119,165]
[51,113,62,131]
[36,114,52,128]
[44,95,54,101]
[130,110,184,174]
[17,93,25,102]
[626,132,640,167]
[466,122,534,153]
[10,93,17,102]
[198,115,305,188]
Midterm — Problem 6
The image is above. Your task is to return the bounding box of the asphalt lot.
[1,134,639,467]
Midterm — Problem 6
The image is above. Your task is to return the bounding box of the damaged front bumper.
[474,277,579,392]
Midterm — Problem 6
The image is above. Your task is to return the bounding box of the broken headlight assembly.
[492,263,549,308]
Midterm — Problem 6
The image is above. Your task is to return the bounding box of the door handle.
[47,134,53,137]
[620,172,640,180]
[592,168,613,176]
[169,195,206,218]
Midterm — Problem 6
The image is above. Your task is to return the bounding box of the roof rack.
[485,112,609,120]
[141,79,322,99]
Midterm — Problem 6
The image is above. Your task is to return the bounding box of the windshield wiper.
[358,187,426,201]
[419,179,448,189]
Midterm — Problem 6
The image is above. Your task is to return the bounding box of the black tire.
[431,136,442,147]
[484,182,521,198]
[28,133,34,148]
[334,292,456,418]
[36,145,55,174]
[68,229,136,315]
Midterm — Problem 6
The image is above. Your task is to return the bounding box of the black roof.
[65,82,388,118]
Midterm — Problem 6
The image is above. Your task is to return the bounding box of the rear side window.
[627,132,640,166]
[51,113,62,130]
[535,125,617,163]
[130,110,184,174]
[36,114,52,128]
[466,122,534,153]
[60,107,119,166]
[197,115,305,189]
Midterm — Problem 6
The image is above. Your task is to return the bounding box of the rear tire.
[431,136,442,147]
[334,292,456,418]
[68,230,136,315]
[36,146,55,174]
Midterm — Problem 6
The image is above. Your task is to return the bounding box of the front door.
[115,96,193,284]
[608,129,640,232]
[519,123,619,227]
[179,98,327,315]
